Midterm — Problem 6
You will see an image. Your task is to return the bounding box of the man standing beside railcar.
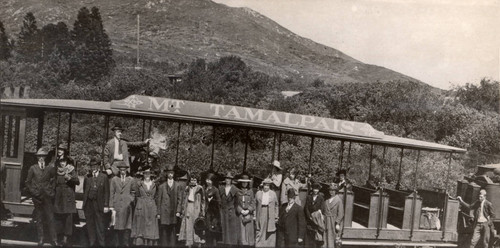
[458,189,496,248]
[104,123,150,176]
[83,158,110,247]
[25,148,59,246]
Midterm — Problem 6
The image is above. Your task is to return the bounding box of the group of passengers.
[25,122,348,247]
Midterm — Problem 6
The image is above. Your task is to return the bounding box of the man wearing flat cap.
[278,188,306,247]
[25,147,59,246]
[104,123,150,176]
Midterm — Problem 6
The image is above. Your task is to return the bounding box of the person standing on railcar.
[156,165,182,247]
[322,183,344,248]
[236,174,256,247]
[53,157,80,246]
[457,189,496,248]
[281,168,307,206]
[220,172,241,246]
[104,123,150,176]
[270,161,283,202]
[26,148,59,246]
[109,161,135,246]
[83,158,110,247]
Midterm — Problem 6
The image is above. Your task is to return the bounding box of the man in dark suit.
[458,189,496,248]
[103,123,150,176]
[25,148,59,246]
[278,188,306,248]
[83,159,110,247]
[156,166,181,247]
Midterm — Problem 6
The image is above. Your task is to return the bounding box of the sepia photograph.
[1,0,499,247]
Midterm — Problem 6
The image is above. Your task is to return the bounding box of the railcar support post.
[441,152,454,241]
[101,115,110,169]
[174,122,181,168]
[381,146,387,185]
[396,148,404,190]
[277,133,282,161]
[367,145,374,183]
[0,115,5,155]
[67,113,72,153]
[346,142,352,168]
[413,150,420,190]
[210,126,216,170]
[55,112,61,154]
[145,119,153,162]
[271,132,277,162]
[242,129,249,173]
[141,119,146,140]
[36,113,44,149]
[339,141,345,170]
[308,137,315,175]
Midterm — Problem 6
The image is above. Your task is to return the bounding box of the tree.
[0,20,13,60]
[40,22,73,60]
[454,79,499,113]
[17,12,41,62]
[70,7,114,83]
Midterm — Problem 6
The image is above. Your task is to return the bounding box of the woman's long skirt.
[179,202,204,246]
[239,215,255,246]
[256,206,276,247]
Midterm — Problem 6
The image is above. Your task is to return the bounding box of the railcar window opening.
[245,129,274,179]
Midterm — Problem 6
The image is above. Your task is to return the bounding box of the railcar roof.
[1,97,467,153]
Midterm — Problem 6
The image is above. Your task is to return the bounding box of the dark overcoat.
[110,176,135,230]
[156,180,182,225]
[25,164,57,201]
[82,172,109,212]
[305,194,325,229]
[279,203,306,247]
[54,166,79,214]
[220,185,241,245]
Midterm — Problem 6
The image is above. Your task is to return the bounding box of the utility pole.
[135,14,141,70]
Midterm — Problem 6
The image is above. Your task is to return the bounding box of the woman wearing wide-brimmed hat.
[131,167,160,246]
[236,174,255,246]
[255,178,279,247]
[322,183,344,248]
[219,172,241,246]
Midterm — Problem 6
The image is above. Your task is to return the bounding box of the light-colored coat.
[132,181,159,240]
[255,190,279,233]
[178,185,205,245]
[281,177,307,205]
[109,176,134,230]
[322,195,344,248]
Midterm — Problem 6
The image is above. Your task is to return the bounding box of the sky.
[214,0,500,89]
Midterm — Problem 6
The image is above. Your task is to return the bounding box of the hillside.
[1,0,420,84]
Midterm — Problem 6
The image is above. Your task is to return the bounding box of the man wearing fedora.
[25,147,59,246]
[220,172,241,246]
[278,188,306,248]
[83,158,110,247]
[109,161,135,246]
[156,165,182,247]
[104,123,150,176]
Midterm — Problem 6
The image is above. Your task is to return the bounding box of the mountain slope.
[1,0,420,84]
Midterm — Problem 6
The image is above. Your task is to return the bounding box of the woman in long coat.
[131,168,159,246]
[178,176,205,247]
[220,172,241,245]
[204,173,221,247]
[236,174,255,246]
[305,182,325,248]
[110,162,135,246]
[255,178,279,247]
[53,157,79,245]
[322,184,344,248]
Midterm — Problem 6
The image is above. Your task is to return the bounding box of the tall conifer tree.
[17,12,41,62]
[0,20,12,60]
